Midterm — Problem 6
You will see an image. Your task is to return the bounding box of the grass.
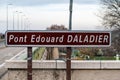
[91,56,116,60]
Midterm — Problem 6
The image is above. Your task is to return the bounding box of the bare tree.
[112,30,120,54]
[47,24,67,30]
[100,0,120,30]
[100,0,120,54]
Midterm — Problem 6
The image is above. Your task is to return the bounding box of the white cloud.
[28,4,101,30]
[0,0,99,6]
[0,3,103,33]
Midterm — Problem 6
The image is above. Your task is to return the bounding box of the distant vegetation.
[33,47,45,60]
[100,0,120,56]
[44,24,120,60]
[0,33,5,40]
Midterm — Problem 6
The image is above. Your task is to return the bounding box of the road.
[0,47,25,79]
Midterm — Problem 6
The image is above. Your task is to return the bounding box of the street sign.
[5,30,111,80]
[6,30,111,47]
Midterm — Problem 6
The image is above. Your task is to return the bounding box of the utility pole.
[66,0,73,80]
[13,11,15,30]
[6,4,12,31]
[69,0,73,30]
[6,4,8,30]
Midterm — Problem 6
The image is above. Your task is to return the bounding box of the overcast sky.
[0,0,103,33]
[0,0,99,6]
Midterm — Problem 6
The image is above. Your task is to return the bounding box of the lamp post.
[19,12,23,30]
[21,15,25,30]
[15,11,19,30]
[13,11,16,30]
[16,11,22,30]
[6,4,12,31]
[27,20,30,30]
[13,12,14,30]
[22,15,26,30]
[28,23,32,30]
[19,12,22,30]
[69,0,73,30]
[66,0,73,80]
[24,18,29,30]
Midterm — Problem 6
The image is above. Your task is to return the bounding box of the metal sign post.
[27,47,32,80]
[66,47,72,80]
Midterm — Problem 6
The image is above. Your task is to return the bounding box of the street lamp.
[13,11,16,30]
[19,12,23,30]
[15,11,19,30]
[21,15,26,30]
[16,11,22,30]
[27,20,31,31]
[24,18,29,30]
[69,0,73,30]
[28,23,32,30]
[27,20,30,30]
[6,4,12,31]
[13,11,18,30]
[66,0,73,80]
[21,14,26,30]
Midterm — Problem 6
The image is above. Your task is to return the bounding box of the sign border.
[5,30,111,47]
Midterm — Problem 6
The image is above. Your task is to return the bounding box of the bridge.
[0,47,120,80]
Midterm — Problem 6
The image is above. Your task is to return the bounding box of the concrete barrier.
[4,60,120,80]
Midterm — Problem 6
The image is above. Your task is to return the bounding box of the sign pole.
[66,0,73,80]
[27,47,32,80]
[66,47,72,80]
